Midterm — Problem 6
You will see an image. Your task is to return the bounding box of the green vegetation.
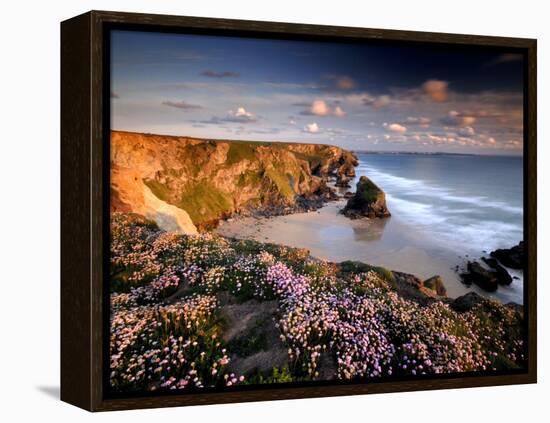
[226,142,258,165]
[177,183,233,226]
[264,167,294,201]
[244,366,295,385]
[144,179,173,202]
[356,176,383,203]
[340,260,395,282]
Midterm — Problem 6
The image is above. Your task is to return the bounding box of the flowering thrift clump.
[110,213,526,393]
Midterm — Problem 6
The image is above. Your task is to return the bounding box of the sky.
[111,30,524,155]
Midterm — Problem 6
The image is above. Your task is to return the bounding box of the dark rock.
[461,261,498,292]
[392,271,435,306]
[482,257,513,285]
[451,292,485,312]
[423,275,447,296]
[335,174,351,188]
[490,241,524,270]
[343,191,354,199]
[342,176,391,219]
[393,271,422,289]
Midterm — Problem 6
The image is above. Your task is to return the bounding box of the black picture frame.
[61,10,537,411]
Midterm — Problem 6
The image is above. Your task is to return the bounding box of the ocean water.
[352,153,524,259]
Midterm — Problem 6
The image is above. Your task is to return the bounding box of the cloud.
[310,100,330,116]
[161,100,203,110]
[486,53,523,67]
[458,126,475,137]
[441,110,476,127]
[404,116,431,127]
[224,107,257,122]
[298,100,345,117]
[422,80,449,102]
[363,94,391,109]
[384,122,407,134]
[320,75,356,91]
[303,122,320,133]
[200,70,240,78]
[334,76,355,90]
[196,106,257,124]
[334,106,346,117]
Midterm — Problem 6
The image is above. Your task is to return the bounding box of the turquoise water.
[353,153,524,258]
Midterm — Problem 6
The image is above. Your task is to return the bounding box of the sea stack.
[342,176,391,219]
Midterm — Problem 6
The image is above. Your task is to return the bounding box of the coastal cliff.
[111,131,358,233]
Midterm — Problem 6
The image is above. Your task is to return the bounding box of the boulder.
[490,241,525,269]
[451,292,485,312]
[423,275,447,296]
[482,257,513,285]
[342,176,391,219]
[392,271,436,305]
[461,261,498,292]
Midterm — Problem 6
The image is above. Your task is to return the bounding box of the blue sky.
[111,30,524,154]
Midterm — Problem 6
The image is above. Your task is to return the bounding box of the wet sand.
[216,200,524,304]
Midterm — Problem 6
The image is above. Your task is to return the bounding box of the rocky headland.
[111,131,358,233]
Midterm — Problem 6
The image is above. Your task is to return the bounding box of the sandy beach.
[216,199,524,304]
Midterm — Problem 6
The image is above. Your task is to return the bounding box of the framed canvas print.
[60,10,537,411]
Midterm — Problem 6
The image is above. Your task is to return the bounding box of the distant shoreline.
[353,150,524,158]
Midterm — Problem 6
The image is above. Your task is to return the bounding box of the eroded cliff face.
[111,131,358,233]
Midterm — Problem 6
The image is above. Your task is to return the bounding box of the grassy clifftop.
[111,131,358,231]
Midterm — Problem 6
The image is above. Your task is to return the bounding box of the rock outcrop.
[392,271,447,305]
[423,275,447,296]
[461,261,498,292]
[490,241,525,269]
[342,176,391,219]
[111,131,358,232]
[482,257,513,285]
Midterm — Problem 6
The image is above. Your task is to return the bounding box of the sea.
[353,153,524,259]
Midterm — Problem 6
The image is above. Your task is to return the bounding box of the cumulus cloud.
[196,106,257,124]
[441,110,477,127]
[162,100,203,110]
[384,122,407,133]
[334,106,346,117]
[335,76,355,90]
[225,107,256,122]
[458,126,475,137]
[200,70,239,78]
[310,100,330,116]
[404,116,431,127]
[363,94,391,109]
[299,100,345,117]
[422,80,449,102]
[303,122,320,133]
[321,75,356,91]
